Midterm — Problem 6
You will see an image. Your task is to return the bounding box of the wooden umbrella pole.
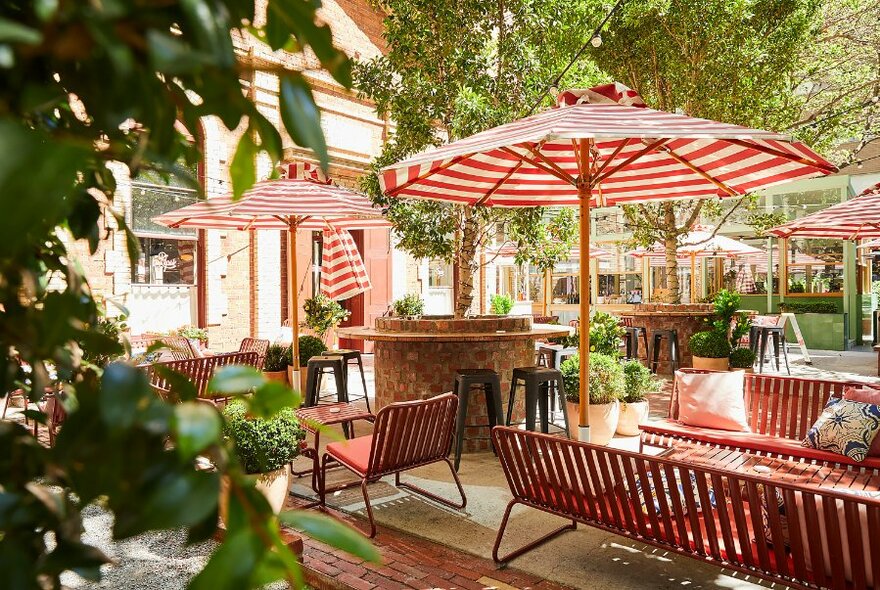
[690,251,697,302]
[577,138,592,443]
[287,216,301,390]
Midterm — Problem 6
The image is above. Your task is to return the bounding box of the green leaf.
[279,511,380,563]
[173,402,221,459]
[0,18,42,45]
[279,75,328,170]
[230,130,257,200]
[151,364,199,403]
[100,363,151,430]
[117,470,220,537]
[189,529,262,590]
[208,365,263,395]
[246,381,298,419]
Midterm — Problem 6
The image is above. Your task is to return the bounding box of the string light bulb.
[590,35,602,48]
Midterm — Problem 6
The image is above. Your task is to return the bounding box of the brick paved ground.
[289,498,573,590]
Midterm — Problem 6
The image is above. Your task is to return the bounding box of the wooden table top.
[663,443,880,492]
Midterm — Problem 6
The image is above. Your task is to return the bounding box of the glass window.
[131,178,198,238]
[497,265,531,301]
[527,265,544,304]
[785,238,844,295]
[131,236,196,285]
[724,238,779,295]
[597,246,641,303]
[428,260,453,288]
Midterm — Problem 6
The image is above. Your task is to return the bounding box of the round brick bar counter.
[619,304,717,373]
[338,316,570,453]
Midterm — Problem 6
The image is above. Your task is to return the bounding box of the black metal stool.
[506,366,570,437]
[623,326,650,361]
[451,369,504,471]
[325,348,371,412]
[757,326,790,375]
[649,328,680,374]
[304,356,349,406]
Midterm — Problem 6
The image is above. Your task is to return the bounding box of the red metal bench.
[492,426,880,590]
[143,351,260,402]
[319,393,466,537]
[640,370,880,473]
[238,337,270,367]
[130,334,197,360]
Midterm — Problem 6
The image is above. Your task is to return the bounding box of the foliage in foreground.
[0,2,378,588]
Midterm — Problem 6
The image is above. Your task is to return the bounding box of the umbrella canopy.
[154,162,388,376]
[379,82,834,443]
[626,227,763,258]
[768,182,880,239]
[320,226,372,301]
[487,243,610,258]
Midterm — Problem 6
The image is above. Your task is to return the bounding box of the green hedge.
[778,301,839,314]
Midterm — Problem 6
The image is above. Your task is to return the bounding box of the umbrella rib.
[524,143,576,185]
[725,139,837,173]
[593,138,632,179]
[499,146,573,185]
[474,160,523,206]
[386,152,475,197]
[590,138,669,188]
[657,144,739,197]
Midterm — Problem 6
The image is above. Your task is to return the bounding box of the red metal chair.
[238,337,270,367]
[319,393,466,537]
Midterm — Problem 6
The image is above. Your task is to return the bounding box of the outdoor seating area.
[5,3,880,590]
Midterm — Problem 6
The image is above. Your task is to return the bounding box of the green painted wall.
[739,295,847,350]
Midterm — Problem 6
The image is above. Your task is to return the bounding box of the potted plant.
[392,293,425,319]
[689,329,731,371]
[287,335,328,392]
[617,359,659,436]
[262,343,289,384]
[560,352,624,445]
[589,311,625,356]
[221,400,305,513]
[303,294,350,348]
[490,293,514,315]
[175,325,208,353]
[729,346,756,373]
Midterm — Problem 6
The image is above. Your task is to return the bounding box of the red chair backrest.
[367,393,458,477]
[239,338,270,366]
[144,351,260,399]
[670,369,855,440]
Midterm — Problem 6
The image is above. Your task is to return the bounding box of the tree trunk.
[455,208,479,318]
[661,203,681,303]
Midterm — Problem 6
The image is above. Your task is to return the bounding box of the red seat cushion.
[326,435,374,475]
[642,419,880,470]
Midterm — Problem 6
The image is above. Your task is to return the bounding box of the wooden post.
[690,251,697,303]
[577,138,592,443]
[288,217,301,387]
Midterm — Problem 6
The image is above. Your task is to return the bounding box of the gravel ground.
[61,504,217,589]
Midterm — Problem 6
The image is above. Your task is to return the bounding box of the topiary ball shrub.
[560,353,625,405]
[490,293,514,315]
[296,335,327,366]
[263,343,289,372]
[621,359,658,403]
[688,330,731,359]
[729,346,757,369]
[222,400,305,475]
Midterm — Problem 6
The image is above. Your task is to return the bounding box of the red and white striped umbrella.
[320,226,372,301]
[627,227,763,258]
[768,182,880,239]
[379,82,834,442]
[154,162,388,376]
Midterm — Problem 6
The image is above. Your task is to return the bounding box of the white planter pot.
[255,468,291,514]
[616,400,649,436]
[567,400,620,445]
[691,356,729,371]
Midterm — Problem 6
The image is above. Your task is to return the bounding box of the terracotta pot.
[220,468,290,523]
[287,366,308,395]
[617,400,649,436]
[692,356,729,371]
[731,367,754,374]
[263,370,288,385]
[566,400,619,445]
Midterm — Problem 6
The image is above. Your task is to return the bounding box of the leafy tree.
[594,0,867,302]
[0,2,377,588]
[357,0,603,316]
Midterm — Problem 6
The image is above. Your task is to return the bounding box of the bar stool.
[451,369,504,471]
[622,326,650,361]
[756,326,790,375]
[506,366,570,437]
[304,355,349,407]
[649,328,680,374]
[534,346,576,412]
[324,348,371,412]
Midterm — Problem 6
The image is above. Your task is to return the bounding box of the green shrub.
[222,400,304,474]
[303,294,350,336]
[175,325,208,342]
[589,311,625,356]
[392,293,425,317]
[560,353,624,405]
[490,293,514,315]
[294,335,327,367]
[729,347,757,369]
[81,312,128,368]
[778,301,838,314]
[689,330,731,358]
[263,344,289,372]
[709,289,750,346]
[621,359,658,403]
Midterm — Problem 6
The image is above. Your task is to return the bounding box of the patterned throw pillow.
[802,398,880,462]
[630,471,716,516]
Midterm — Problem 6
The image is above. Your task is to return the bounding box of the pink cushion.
[326,435,373,475]
[843,386,880,457]
[674,370,750,432]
